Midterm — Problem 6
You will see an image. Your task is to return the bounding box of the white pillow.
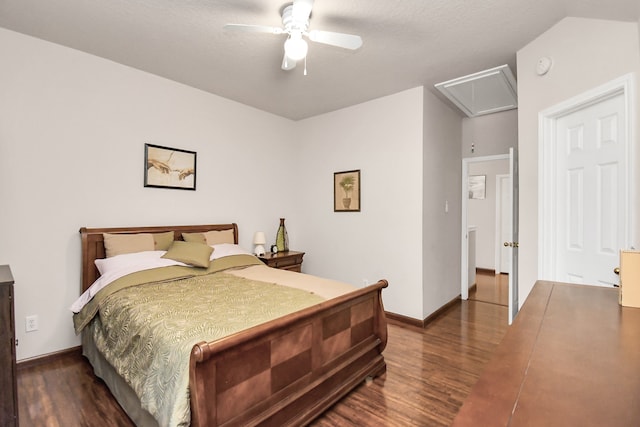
[95,250,167,275]
[72,251,187,313]
[210,243,253,260]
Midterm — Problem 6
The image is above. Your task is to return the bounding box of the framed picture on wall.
[144,143,197,190]
[334,169,361,212]
[468,175,486,199]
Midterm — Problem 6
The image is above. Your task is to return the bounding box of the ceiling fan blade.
[223,24,283,34]
[292,0,313,22]
[281,53,297,71]
[308,30,362,50]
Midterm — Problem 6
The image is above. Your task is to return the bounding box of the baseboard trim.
[17,345,82,370]
[386,294,462,329]
[423,295,461,325]
[385,311,425,328]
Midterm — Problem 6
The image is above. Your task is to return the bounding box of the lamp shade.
[253,231,266,256]
[284,33,308,61]
[253,232,266,245]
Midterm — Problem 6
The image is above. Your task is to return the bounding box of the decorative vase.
[275,218,289,252]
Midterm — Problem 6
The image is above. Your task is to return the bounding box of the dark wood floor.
[18,273,509,427]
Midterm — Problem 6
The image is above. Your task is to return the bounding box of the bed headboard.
[79,223,238,293]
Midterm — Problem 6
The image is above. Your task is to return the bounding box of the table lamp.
[253,231,266,256]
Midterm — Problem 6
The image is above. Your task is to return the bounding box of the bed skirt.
[82,330,160,427]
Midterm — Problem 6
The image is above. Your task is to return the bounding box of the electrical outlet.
[26,315,38,332]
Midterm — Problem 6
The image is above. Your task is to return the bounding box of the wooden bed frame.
[79,223,388,427]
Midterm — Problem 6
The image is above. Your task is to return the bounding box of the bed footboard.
[189,280,388,427]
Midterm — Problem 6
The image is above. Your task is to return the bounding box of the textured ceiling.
[1,0,638,120]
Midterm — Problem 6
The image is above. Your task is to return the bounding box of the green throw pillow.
[162,241,213,268]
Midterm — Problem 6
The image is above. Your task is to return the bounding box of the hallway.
[469,270,508,306]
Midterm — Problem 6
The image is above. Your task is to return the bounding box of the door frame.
[495,173,510,273]
[538,73,637,280]
[460,153,510,300]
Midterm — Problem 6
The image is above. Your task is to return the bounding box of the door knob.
[504,242,511,247]
[614,267,620,275]
[504,242,519,247]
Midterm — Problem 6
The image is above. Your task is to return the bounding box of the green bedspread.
[75,255,325,427]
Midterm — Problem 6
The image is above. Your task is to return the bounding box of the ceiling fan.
[224,0,363,73]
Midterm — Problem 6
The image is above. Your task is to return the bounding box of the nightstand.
[258,251,305,272]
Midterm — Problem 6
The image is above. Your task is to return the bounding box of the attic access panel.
[435,65,517,117]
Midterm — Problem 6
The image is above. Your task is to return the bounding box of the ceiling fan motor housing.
[282,4,310,33]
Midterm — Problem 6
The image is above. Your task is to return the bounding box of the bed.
[74,223,388,427]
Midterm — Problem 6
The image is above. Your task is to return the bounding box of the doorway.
[539,74,636,285]
[461,153,515,319]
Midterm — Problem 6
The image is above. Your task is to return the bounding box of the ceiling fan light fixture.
[225,0,362,72]
[284,33,308,61]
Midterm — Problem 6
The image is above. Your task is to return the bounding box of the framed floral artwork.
[334,169,360,212]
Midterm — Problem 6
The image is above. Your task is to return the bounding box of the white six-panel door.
[554,92,626,286]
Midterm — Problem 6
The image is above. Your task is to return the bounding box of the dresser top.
[0,265,14,285]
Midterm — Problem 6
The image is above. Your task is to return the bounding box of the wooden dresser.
[452,280,640,427]
[0,265,18,427]
[258,251,305,272]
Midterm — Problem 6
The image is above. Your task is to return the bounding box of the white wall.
[296,88,425,320]
[462,109,518,158]
[517,17,640,305]
[295,87,466,321]
[0,29,432,359]
[422,89,463,317]
[0,28,295,360]
[468,159,510,269]
[0,25,497,359]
